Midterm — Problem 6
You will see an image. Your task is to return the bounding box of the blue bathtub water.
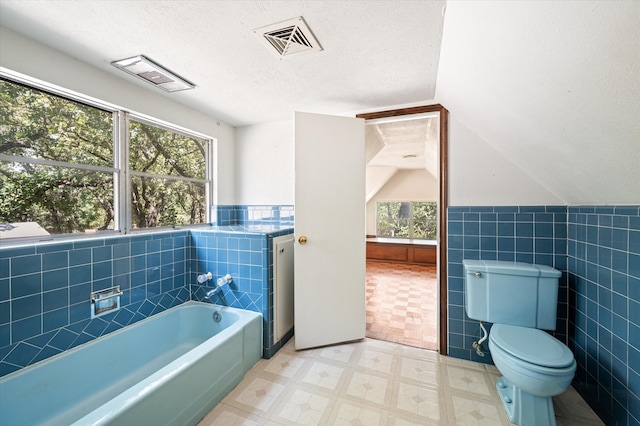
[0,301,262,425]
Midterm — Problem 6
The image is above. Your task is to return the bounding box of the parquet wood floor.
[365,261,438,350]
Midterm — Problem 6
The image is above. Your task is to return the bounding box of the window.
[128,119,209,229]
[376,201,437,240]
[0,76,212,240]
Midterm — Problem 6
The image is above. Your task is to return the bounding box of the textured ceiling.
[0,0,445,127]
[366,118,438,172]
[2,1,637,204]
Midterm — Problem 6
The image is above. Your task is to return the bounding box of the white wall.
[235,120,294,205]
[233,113,569,216]
[448,117,565,206]
[0,26,236,204]
[365,169,438,235]
[233,112,566,214]
[214,124,236,205]
[437,1,640,205]
[372,169,438,201]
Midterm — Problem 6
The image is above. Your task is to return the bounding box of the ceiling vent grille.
[254,17,323,58]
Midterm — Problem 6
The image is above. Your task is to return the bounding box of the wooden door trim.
[357,104,449,355]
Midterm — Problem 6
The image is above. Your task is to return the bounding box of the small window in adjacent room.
[376,201,437,240]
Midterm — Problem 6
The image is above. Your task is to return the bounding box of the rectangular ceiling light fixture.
[111,55,195,92]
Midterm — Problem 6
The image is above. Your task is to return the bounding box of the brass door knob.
[298,236,308,245]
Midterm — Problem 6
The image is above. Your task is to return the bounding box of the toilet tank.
[463,260,561,330]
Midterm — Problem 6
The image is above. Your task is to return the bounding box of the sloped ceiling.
[366,118,438,172]
[436,1,640,204]
[365,117,439,202]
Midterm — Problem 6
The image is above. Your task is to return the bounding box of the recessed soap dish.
[90,286,122,318]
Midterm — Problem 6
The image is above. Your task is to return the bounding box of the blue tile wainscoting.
[0,205,294,378]
[0,231,191,377]
[567,206,640,425]
[447,205,569,365]
[189,227,294,358]
[211,205,294,227]
[447,205,640,426]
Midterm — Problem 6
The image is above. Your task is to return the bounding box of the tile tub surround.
[0,222,294,377]
[189,226,294,358]
[447,205,640,426]
[567,206,640,425]
[447,206,569,364]
[0,231,191,377]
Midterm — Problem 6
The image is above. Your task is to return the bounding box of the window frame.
[0,70,214,244]
[123,113,213,233]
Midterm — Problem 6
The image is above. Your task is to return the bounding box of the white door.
[294,112,366,350]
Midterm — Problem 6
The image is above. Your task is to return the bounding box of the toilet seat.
[490,324,574,370]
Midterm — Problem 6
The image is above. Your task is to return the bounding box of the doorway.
[357,105,448,354]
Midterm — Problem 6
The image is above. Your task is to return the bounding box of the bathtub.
[0,301,262,426]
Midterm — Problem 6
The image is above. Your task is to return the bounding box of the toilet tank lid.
[462,260,561,278]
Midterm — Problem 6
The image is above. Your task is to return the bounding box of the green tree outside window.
[376,201,437,240]
[0,78,210,239]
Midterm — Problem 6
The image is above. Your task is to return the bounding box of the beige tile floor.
[198,338,604,426]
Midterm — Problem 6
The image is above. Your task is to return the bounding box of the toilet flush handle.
[474,272,481,277]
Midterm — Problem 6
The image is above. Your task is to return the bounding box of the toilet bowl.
[489,324,576,426]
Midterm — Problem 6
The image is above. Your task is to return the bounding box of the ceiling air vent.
[254,16,323,58]
[110,55,195,92]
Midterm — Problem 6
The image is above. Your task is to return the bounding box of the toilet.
[462,259,576,426]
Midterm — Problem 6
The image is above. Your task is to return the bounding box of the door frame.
[356,104,449,355]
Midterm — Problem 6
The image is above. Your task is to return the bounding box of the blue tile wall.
[0,231,191,377]
[211,205,238,226]
[189,230,268,313]
[237,205,294,226]
[204,204,295,357]
[0,204,295,377]
[568,206,640,425]
[447,205,640,425]
[211,205,294,227]
[188,227,294,358]
[447,206,569,364]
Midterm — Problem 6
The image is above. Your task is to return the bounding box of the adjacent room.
[363,114,440,350]
[0,1,638,425]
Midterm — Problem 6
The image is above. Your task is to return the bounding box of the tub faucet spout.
[204,288,219,299]
[204,275,232,300]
